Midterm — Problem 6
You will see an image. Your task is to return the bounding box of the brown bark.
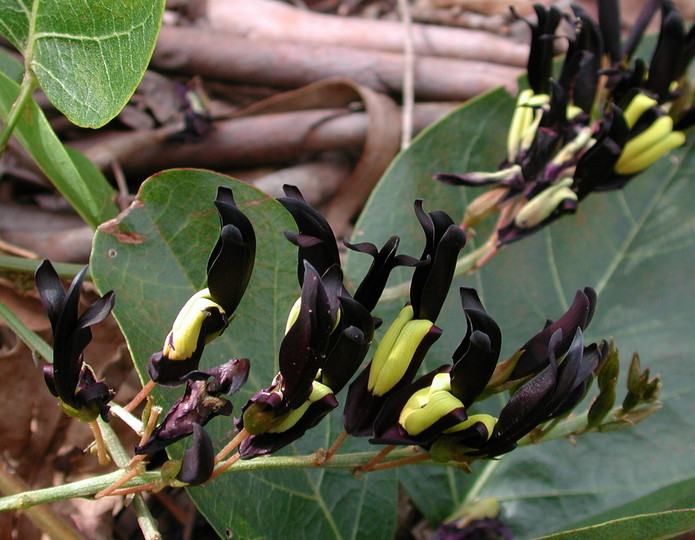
[205,0,529,67]
[152,25,520,102]
[78,103,458,180]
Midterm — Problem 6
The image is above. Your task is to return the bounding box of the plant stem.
[0,448,429,512]
[0,68,38,158]
[0,470,161,512]
[0,464,83,540]
[0,301,53,363]
[99,419,161,539]
[461,457,503,508]
[0,254,88,279]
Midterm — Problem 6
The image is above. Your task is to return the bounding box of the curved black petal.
[410,201,467,321]
[278,185,340,284]
[208,187,256,315]
[646,4,685,100]
[320,296,374,393]
[509,287,596,379]
[449,288,502,407]
[35,260,67,329]
[279,262,333,407]
[346,236,423,312]
[176,424,215,485]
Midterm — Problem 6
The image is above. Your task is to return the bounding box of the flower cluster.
[436,1,693,245]
[370,288,604,460]
[36,181,660,487]
[236,186,418,458]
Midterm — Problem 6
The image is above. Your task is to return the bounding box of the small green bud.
[161,460,183,484]
[463,186,509,229]
[587,341,619,428]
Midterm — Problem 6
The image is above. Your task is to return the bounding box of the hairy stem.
[0,448,427,512]
[0,463,83,540]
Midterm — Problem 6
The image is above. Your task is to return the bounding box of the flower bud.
[462,187,508,229]
[399,373,465,436]
[614,115,685,175]
[163,288,226,361]
[367,306,436,396]
[514,177,578,229]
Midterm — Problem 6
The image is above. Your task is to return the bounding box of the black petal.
[208,187,256,315]
[176,424,215,485]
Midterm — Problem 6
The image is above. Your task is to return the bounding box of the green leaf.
[91,170,397,540]
[538,510,695,540]
[346,86,695,537]
[0,0,165,127]
[0,58,117,227]
[560,476,695,531]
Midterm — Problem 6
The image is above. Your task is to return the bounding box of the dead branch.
[77,103,457,180]
[205,0,528,67]
[152,25,520,101]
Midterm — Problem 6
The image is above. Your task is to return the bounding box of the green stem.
[0,464,83,540]
[0,301,53,363]
[378,239,496,305]
[99,418,161,539]
[0,68,38,158]
[0,447,429,512]
[0,254,88,279]
[0,470,161,512]
[461,458,503,508]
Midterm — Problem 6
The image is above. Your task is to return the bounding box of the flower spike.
[435,2,691,249]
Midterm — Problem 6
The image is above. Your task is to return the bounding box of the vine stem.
[0,68,38,158]
[98,419,161,539]
[0,463,83,540]
[0,448,430,512]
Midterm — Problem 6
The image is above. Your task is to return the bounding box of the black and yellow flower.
[149,186,256,385]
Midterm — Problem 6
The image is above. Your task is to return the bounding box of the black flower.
[35,260,115,422]
[368,287,606,461]
[149,186,256,385]
[136,358,249,484]
[237,262,343,458]
[343,202,466,437]
[436,3,691,246]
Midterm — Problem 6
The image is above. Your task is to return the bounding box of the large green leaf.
[91,170,397,540]
[0,51,117,227]
[539,509,695,540]
[0,0,165,127]
[346,87,695,537]
[559,476,695,531]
